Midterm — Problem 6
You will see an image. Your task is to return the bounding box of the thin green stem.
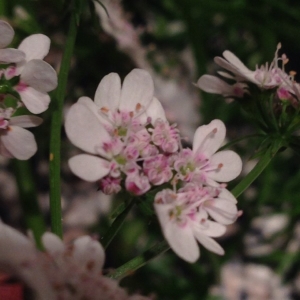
[218,133,263,151]
[49,5,80,238]
[13,160,46,250]
[101,198,136,249]
[231,141,282,198]
[108,241,169,280]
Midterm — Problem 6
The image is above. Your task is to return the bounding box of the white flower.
[174,119,242,187]
[6,34,58,114]
[213,44,289,89]
[196,74,247,99]
[0,108,42,159]
[154,188,227,263]
[0,20,25,63]
[65,69,166,184]
[91,68,166,129]
[0,222,152,300]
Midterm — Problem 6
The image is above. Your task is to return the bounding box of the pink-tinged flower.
[196,75,248,99]
[143,154,173,185]
[90,69,166,135]
[179,183,238,225]
[213,44,290,89]
[99,176,122,195]
[150,119,180,153]
[5,34,57,114]
[0,222,152,300]
[154,188,226,263]
[0,20,25,63]
[174,119,242,187]
[0,108,42,160]
[125,172,151,196]
[65,69,168,195]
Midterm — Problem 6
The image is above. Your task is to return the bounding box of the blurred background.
[1,0,300,299]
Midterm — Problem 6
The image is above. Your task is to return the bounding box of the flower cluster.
[0,20,57,159]
[196,43,297,102]
[196,44,300,149]
[0,222,151,300]
[65,69,242,262]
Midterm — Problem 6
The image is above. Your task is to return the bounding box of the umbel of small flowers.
[0,221,152,300]
[0,20,57,160]
[65,68,243,262]
[196,44,300,139]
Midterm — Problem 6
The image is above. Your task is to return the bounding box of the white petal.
[218,188,237,204]
[78,96,110,127]
[193,119,226,157]
[0,20,14,48]
[73,236,105,273]
[68,154,110,181]
[197,75,233,95]
[119,69,154,113]
[10,115,43,128]
[21,59,57,92]
[223,50,251,73]
[217,71,235,79]
[18,87,50,114]
[18,34,50,61]
[94,73,121,110]
[0,140,13,158]
[0,223,55,300]
[200,220,226,237]
[214,57,242,75]
[65,99,111,157]
[209,150,242,182]
[1,126,37,160]
[0,48,25,63]
[164,222,199,263]
[0,222,36,269]
[206,199,238,225]
[42,232,64,255]
[193,230,224,255]
[145,97,167,124]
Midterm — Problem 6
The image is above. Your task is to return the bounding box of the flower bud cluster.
[0,20,57,159]
[65,69,243,262]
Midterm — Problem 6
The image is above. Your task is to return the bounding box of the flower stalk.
[108,240,169,280]
[231,140,283,198]
[49,3,81,238]
[101,198,136,249]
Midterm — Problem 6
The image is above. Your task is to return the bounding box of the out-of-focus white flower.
[0,222,152,300]
[0,108,42,159]
[197,43,295,100]
[244,214,289,256]
[0,20,25,63]
[210,262,291,300]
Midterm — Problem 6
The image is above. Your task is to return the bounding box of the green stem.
[13,160,46,249]
[108,141,282,279]
[101,198,136,249]
[218,133,263,151]
[108,240,169,280]
[49,5,80,238]
[231,141,282,198]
